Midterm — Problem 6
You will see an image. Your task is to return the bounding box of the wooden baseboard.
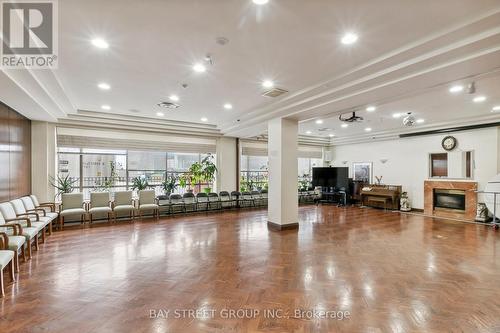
[267,221,299,231]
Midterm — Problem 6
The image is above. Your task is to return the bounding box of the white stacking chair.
[0,203,39,259]
[0,233,15,297]
[0,211,26,272]
[137,190,159,219]
[112,191,136,222]
[59,193,86,230]
[10,199,52,241]
[88,192,113,224]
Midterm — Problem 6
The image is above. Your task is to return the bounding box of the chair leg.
[60,216,64,231]
[35,234,39,251]
[27,240,32,259]
[14,250,19,273]
[8,261,14,282]
[48,221,52,235]
[21,245,26,262]
[0,268,4,297]
[41,228,46,244]
[89,214,93,224]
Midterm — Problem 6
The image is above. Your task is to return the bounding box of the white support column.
[267,117,298,230]
[215,137,238,193]
[31,121,56,202]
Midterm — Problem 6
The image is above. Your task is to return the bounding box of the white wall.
[31,121,57,202]
[331,128,499,209]
[215,137,237,192]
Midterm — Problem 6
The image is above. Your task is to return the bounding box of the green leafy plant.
[201,154,217,193]
[162,174,178,195]
[131,175,149,191]
[50,174,78,198]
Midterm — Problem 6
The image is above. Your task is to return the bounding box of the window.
[430,153,448,177]
[57,148,215,198]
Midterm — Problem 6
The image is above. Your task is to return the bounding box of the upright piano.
[360,184,402,210]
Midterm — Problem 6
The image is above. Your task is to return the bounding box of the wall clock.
[441,136,457,151]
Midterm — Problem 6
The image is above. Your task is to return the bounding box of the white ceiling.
[1,0,500,142]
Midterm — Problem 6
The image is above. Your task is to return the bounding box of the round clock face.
[442,136,457,151]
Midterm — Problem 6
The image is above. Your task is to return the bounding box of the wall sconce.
[380,159,388,164]
[342,161,348,165]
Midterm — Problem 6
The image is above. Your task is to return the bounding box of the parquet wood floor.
[1,205,500,333]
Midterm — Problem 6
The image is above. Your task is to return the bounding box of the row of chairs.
[0,195,57,297]
[158,191,269,214]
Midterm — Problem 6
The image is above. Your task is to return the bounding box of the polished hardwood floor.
[1,205,500,333]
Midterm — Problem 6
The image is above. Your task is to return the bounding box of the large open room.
[1,1,500,332]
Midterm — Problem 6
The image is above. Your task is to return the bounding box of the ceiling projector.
[403,112,416,127]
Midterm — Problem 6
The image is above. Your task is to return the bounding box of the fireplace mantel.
[424,180,477,221]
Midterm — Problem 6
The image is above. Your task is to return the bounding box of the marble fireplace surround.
[424,180,477,221]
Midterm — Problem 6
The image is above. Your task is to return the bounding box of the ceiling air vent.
[262,87,288,98]
[157,101,181,109]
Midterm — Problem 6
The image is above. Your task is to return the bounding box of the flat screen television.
[312,167,349,189]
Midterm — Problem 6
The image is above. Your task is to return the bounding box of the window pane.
[298,158,310,177]
[128,151,166,171]
[167,152,199,172]
[81,148,127,155]
[58,147,80,153]
[247,156,268,171]
[58,153,80,182]
[82,155,127,189]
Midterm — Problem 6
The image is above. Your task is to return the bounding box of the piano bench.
[367,197,391,210]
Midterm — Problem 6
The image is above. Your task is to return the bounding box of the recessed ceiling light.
[315,119,324,124]
[306,131,312,135]
[329,134,335,138]
[416,119,425,124]
[224,103,233,110]
[366,106,376,112]
[156,112,164,117]
[91,38,109,49]
[473,96,486,103]
[201,117,208,122]
[98,82,111,90]
[341,32,358,45]
[392,113,402,118]
[101,105,111,110]
[492,105,500,112]
[252,0,269,5]
[341,123,349,128]
[169,95,179,102]
[193,63,206,73]
[365,127,372,132]
[262,80,274,88]
[449,85,464,93]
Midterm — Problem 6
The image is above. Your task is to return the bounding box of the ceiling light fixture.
[315,119,324,124]
[224,103,233,110]
[366,106,376,112]
[156,112,164,117]
[473,96,486,103]
[262,80,274,88]
[193,63,207,73]
[169,95,179,102]
[341,124,349,128]
[252,0,269,5]
[101,105,111,110]
[449,85,464,93]
[329,134,335,138]
[306,131,312,135]
[341,32,358,45]
[365,127,372,132]
[416,119,425,124]
[98,82,111,90]
[91,38,109,49]
[492,106,500,112]
[392,113,402,118]
[201,117,208,122]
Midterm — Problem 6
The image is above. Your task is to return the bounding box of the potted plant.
[200,154,218,194]
[179,172,193,193]
[50,174,79,199]
[131,175,149,191]
[162,174,178,196]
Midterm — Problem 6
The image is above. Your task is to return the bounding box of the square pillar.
[31,121,56,202]
[267,117,298,230]
[215,137,238,193]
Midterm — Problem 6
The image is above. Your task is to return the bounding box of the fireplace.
[433,189,466,211]
[424,180,477,221]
